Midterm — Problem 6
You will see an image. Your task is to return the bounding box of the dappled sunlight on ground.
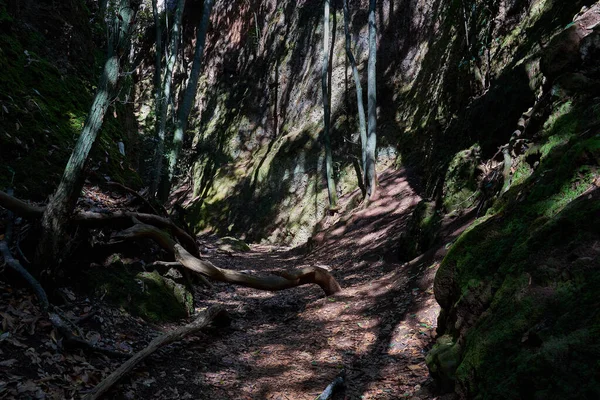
[119,167,471,399]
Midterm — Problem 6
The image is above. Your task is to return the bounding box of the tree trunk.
[35,0,137,270]
[322,0,338,208]
[342,0,367,182]
[150,0,186,198]
[365,0,378,198]
[160,0,215,202]
[150,0,162,194]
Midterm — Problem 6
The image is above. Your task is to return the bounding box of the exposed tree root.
[114,220,342,296]
[74,211,199,256]
[0,190,45,218]
[83,305,228,400]
[1,241,49,309]
[104,181,165,216]
[0,190,198,256]
[174,244,342,295]
[0,191,130,359]
[0,190,341,295]
[316,370,346,400]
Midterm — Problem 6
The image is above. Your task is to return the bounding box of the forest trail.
[0,169,473,399]
[133,168,473,400]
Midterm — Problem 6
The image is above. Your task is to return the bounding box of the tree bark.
[83,305,228,400]
[35,0,137,270]
[150,0,186,198]
[150,0,163,195]
[112,220,342,296]
[366,0,378,198]
[161,0,215,202]
[174,244,342,295]
[342,0,368,181]
[322,0,338,208]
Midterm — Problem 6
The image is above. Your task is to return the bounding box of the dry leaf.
[0,359,17,367]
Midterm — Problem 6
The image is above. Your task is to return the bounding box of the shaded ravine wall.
[153,0,592,245]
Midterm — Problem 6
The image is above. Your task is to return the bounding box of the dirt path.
[130,169,473,400]
[0,169,473,399]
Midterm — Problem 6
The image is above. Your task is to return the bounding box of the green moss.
[443,144,481,212]
[398,200,442,262]
[219,236,251,252]
[83,265,192,322]
[0,9,140,196]
[433,97,600,398]
[426,334,462,392]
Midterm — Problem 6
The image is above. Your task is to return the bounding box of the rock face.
[442,145,481,213]
[427,4,600,397]
[541,3,600,81]
[428,96,600,397]
[167,0,583,244]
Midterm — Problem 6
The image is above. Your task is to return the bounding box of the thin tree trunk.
[35,0,137,269]
[322,0,338,208]
[150,0,186,198]
[366,0,378,198]
[342,0,367,181]
[160,0,215,202]
[150,0,163,194]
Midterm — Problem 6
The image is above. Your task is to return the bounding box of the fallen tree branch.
[175,244,342,295]
[115,221,342,295]
[83,305,228,400]
[146,261,182,268]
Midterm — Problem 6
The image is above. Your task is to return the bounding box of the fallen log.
[175,244,342,296]
[115,221,342,295]
[83,305,228,400]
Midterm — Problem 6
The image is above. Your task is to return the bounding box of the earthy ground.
[0,169,473,399]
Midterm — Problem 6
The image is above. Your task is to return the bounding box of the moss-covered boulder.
[398,200,442,262]
[430,99,600,398]
[426,334,462,393]
[218,236,251,252]
[83,259,193,322]
[443,145,481,213]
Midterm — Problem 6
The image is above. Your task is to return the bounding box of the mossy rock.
[398,200,441,262]
[83,264,193,322]
[426,334,462,392]
[218,236,251,252]
[432,99,600,398]
[443,144,481,213]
